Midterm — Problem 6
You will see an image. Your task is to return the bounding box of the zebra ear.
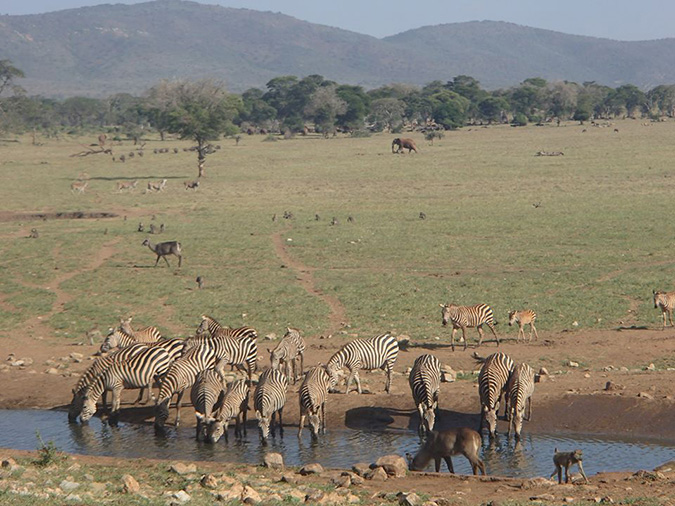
[255,410,261,418]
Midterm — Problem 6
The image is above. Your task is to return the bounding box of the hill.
[2,0,675,97]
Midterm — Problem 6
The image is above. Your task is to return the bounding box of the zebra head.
[196,316,210,335]
[154,398,170,430]
[268,347,283,371]
[100,329,119,353]
[512,407,525,440]
[325,363,340,391]
[654,290,664,308]
[484,405,498,438]
[507,311,517,326]
[422,406,436,433]
[68,391,84,423]
[439,304,451,326]
[207,419,226,444]
[256,410,270,444]
[80,395,97,423]
[308,413,322,440]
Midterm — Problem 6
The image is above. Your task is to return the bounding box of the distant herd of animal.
[67,307,600,482]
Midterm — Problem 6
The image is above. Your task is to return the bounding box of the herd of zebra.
[68,308,536,451]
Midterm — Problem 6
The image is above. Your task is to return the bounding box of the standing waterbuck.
[142,239,182,267]
[407,428,486,475]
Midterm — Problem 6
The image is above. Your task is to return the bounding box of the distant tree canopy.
[3,61,675,138]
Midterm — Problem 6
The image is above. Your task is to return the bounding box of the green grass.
[1,122,673,340]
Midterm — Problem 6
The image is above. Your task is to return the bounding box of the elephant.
[392,137,418,154]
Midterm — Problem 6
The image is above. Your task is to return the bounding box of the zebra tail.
[472,351,487,363]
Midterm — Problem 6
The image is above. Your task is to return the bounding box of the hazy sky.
[2,0,674,41]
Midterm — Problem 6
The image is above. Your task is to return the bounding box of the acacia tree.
[146,79,241,178]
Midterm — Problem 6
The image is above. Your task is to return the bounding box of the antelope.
[142,239,182,267]
[407,428,486,475]
[70,181,88,194]
[147,179,167,192]
[116,180,138,192]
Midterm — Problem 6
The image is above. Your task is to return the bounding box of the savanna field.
[1,121,675,505]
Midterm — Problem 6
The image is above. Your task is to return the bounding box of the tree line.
[2,59,675,140]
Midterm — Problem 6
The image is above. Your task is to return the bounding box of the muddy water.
[1,410,673,478]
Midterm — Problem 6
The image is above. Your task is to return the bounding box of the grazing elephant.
[392,138,418,154]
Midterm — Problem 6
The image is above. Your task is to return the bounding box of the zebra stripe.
[326,333,399,394]
[191,369,226,441]
[476,351,514,438]
[207,379,250,443]
[508,309,539,342]
[409,354,441,436]
[254,368,288,444]
[154,344,217,431]
[186,330,257,384]
[100,328,137,354]
[284,327,306,377]
[197,314,257,340]
[298,365,331,440]
[507,363,535,440]
[81,346,172,422]
[440,303,499,351]
[69,343,148,422]
[653,290,675,329]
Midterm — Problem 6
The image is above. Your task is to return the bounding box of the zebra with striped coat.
[207,379,250,443]
[653,290,675,329]
[196,314,257,341]
[191,369,227,441]
[80,346,172,423]
[440,303,499,351]
[254,368,288,444]
[506,363,535,440]
[298,365,332,440]
[269,328,305,384]
[326,333,399,394]
[409,354,442,436]
[475,352,514,438]
[155,344,217,431]
[508,310,539,342]
[69,343,148,422]
[119,317,162,343]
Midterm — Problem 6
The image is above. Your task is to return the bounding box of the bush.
[33,431,64,467]
[350,130,372,138]
[511,113,528,127]
[262,134,278,142]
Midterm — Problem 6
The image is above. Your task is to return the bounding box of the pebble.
[171,490,191,503]
[170,463,197,475]
[59,480,80,492]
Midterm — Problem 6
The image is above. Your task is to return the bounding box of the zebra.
[506,363,535,440]
[508,309,539,342]
[440,303,499,351]
[119,317,162,343]
[254,367,288,444]
[298,365,332,440]
[196,314,257,341]
[475,352,514,438]
[80,346,172,423]
[326,333,399,394]
[409,354,442,437]
[268,327,305,384]
[206,379,250,443]
[191,369,226,441]
[69,343,148,422]
[154,344,217,431]
[653,290,675,329]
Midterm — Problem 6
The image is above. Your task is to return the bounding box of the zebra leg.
[278,408,284,437]
[298,414,305,437]
[354,371,362,394]
[175,390,185,427]
[526,397,532,421]
[299,353,304,379]
[321,402,326,434]
[345,368,355,394]
[110,386,122,425]
[417,404,425,437]
[463,327,470,350]
[385,364,393,394]
[669,310,674,327]
[531,323,539,341]
[450,328,456,352]
[488,323,499,346]
[133,388,145,405]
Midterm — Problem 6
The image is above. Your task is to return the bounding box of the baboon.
[347,216,355,223]
[550,449,588,484]
[98,133,107,147]
[315,214,320,221]
[159,224,165,234]
[272,214,277,222]
[235,135,241,145]
[29,228,39,239]
[419,212,426,220]
[119,154,126,163]
[330,217,338,226]
[128,151,134,158]
[149,224,157,234]
[184,180,199,190]
[283,211,293,219]
[196,276,204,289]
[137,151,144,157]
[138,223,144,232]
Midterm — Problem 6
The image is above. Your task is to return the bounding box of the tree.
[0,60,25,98]
[477,96,509,124]
[146,79,241,178]
[428,90,470,129]
[368,97,406,132]
[304,85,347,134]
[335,85,369,131]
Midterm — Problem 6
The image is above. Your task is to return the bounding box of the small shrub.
[511,113,528,127]
[262,134,278,142]
[350,130,372,138]
[424,130,445,144]
[33,430,64,467]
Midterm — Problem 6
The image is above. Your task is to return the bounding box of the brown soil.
[0,228,674,504]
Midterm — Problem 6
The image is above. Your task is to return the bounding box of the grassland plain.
[1,120,675,338]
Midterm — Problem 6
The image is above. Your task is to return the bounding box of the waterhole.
[1,410,672,477]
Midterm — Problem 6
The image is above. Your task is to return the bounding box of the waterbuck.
[407,428,486,475]
[142,239,182,267]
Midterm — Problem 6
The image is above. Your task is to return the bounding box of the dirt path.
[271,228,348,336]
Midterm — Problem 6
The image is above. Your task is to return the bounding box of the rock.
[332,475,351,488]
[121,474,140,494]
[637,392,654,400]
[441,369,456,383]
[65,493,82,502]
[398,491,422,506]
[352,462,370,477]
[567,361,579,368]
[299,463,324,475]
[375,455,407,478]
[69,353,84,362]
[317,492,345,504]
[46,368,59,375]
[604,381,625,391]
[584,373,591,378]
[646,363,656,371]
[263,452,284,469]
[280,473,297,484]
[200,474,218,489]
[305,490,324,502]
[654,460,675,473]
[264,333,277,341]
[342,471,364,486]
[564,498,575,503]
[530,494,555,501]
[1,457,17,469]
[346,493,361,503]
[365,466,388,481]
[60,480,80,492]
[215,482,243,502]
[242,485,261,504]
[521,477,553,490]
[267,494,283,503]
[170,463,197,475]
[171,490,191,503]
[539,367,549,375]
